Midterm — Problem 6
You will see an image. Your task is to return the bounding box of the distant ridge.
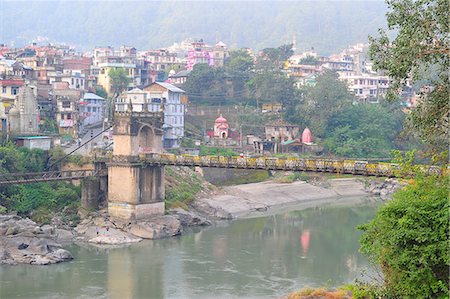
[0,0,387,55]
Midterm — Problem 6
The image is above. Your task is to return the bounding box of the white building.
[340,74,390,103]
[117,82,186,149]
[79,93,106,126]
[144,82,185,149]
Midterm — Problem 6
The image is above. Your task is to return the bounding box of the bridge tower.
[107,106,165,220]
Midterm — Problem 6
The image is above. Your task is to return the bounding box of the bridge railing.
[0,169,107,185]
[142,153,447,178]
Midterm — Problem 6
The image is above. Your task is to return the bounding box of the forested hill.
[0,0,387,54]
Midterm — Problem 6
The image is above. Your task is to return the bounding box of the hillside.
[0,0,387,55]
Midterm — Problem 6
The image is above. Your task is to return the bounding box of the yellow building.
[0,79,24,109]
[97,62,136,96]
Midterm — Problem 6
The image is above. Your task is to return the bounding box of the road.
[64,127,110,155]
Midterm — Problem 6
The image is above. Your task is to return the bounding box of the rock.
[191,199,233,220]
[5,226,19,236]
[41,225,54,236]
[55,229,74,242]
[0,236,73,265]
[0,227,7,236]
[50,248,73,261]
[30,256,52,265]
[170,208,211,227]
[88,233,141,245]
[128,216,182,239]
[33,226,43,234]
[18,243,28,250]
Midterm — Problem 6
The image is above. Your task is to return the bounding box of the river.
[0,198,378,299]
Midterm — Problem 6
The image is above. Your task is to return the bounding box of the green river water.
[0,198,378,299]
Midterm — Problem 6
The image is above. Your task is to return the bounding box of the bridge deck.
[0,154,445,185]
[142,154,445,177]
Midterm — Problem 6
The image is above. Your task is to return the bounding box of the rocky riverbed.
[0,207,214,265]
[0,215,73,265]
[1,177,396,266]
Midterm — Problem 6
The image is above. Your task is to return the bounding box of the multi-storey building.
[139,49,179,71]
[117,82,186,149]
[53,84,81,136]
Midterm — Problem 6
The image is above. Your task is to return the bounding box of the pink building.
[214,115,229,139]
[186,41,214,70]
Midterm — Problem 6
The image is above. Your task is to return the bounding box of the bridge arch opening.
[138,125,154,153]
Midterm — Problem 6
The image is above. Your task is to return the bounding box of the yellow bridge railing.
[141,154,446,178]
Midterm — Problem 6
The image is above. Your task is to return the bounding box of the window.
[67,113,72,120]
[2,86,6,94]
[87,107,91,112]
[71,78,74,85]
[62,101,71,108]
[12,87,19,95]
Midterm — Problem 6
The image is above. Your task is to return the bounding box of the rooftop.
[154,82,185,93]
[83,92,105,100]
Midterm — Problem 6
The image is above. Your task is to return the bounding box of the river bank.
[1,176,393,265]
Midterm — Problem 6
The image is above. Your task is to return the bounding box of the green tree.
[287,70,353,137]
[299,55,319,65]
[108,68,130,98]
[246,71,297,108]
[95,85,108,99]
[224,50,254,99]
[261,44,294,68]
[324,104,404,158]
[369,0,449,155]
[359,172,449,298]
[184,64,227,105]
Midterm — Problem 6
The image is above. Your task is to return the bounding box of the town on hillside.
[0,39,418,155]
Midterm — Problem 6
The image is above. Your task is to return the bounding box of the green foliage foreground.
[0,144,81,223]
[358,172,449,298]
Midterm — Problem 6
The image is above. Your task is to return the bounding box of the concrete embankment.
[194,178,370,218]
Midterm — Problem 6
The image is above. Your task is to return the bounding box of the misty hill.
[0,1,387,55]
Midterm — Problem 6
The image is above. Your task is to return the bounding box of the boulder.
[0,236,73,265]
[128,215,182,239]
[170,208,211,227]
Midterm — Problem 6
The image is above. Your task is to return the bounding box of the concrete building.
[140,49,179,71]
[212,41,228,67]
[97,62,136,96]
[265,120,300,142]
[53,85,81,136]
[79,92,106,126]
[186,40,214,70]
[340,74,389,103]
[168,69,190,86]
[48,69,87,90]
[143,82,186,149]
[0,78,24,108]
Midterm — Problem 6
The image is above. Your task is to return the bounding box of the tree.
[359,170,449,298]
[369,0,449,155]
[246,71,297,108]
[287,70,353,137]
[95,85,108,99]
[260,44,294,69]
[224,50,254,99]
[184,64,227,105]
[108,68,130,98]
[299,55,319,65]
[324,104,405,158]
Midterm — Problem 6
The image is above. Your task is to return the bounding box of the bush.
[358,173,449,298]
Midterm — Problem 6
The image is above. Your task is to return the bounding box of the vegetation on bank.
[164,166,215,210]
[0,143,85,224]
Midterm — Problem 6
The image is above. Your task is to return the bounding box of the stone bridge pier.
[107,110,165,220]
